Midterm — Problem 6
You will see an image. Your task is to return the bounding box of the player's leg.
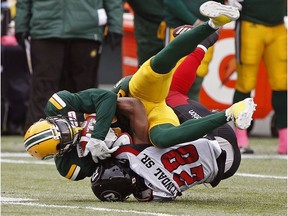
[264,24,287,154]
[170,29,219,96]
[150,98,256,148]
[25,39,64,130]
[233,20,263,153]
[169,48,205,96]
[130,2,239,104]
[188,46,214,101]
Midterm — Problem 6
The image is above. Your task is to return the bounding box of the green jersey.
[240,0,286,26]
[44,88,117,140]
[127,0,164,23]
[164,0,224,28]
[54,146,96,181]
[112,76,132,97]
[44,88,117,181]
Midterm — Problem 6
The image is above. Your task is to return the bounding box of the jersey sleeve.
[44,91,70,117]
[44,89,117,140]
[54,147,97,181]
[112,76,132,97]
[77,89,118,140]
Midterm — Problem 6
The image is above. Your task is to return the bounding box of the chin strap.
[72,126,83,144]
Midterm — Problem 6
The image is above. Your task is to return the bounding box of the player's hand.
[227,0,243,10]
[84,138,119,163]
[15,32,29,49]
[106,32,122,50]
[110,133,132,148]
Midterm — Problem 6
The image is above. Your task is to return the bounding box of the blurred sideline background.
[1,1,276,138]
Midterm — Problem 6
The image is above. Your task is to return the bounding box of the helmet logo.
[101,191,122,201]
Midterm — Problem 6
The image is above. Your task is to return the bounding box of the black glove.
[199,30,219,49]
[15,32,29,49]
[105,32,122,50]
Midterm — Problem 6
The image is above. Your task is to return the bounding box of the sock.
[234,128,249,148]
[233,90,251,103]
[272,91,287,129]
[278,128,287,154]
[199,31,219,50]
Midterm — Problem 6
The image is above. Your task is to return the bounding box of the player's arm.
[87,90,118,140]
[116,97,150,144]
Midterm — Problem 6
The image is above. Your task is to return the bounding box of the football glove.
[84,138,119,163]
[110,133,132,148]
[105,32,122,50]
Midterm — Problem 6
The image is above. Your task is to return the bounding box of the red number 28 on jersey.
[161,145,204,187]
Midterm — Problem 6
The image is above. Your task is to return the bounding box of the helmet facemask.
[47,116,81,156]
[24,116,82,160]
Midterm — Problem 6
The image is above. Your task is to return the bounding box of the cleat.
[225,98,257,130]
[200,1,240,28]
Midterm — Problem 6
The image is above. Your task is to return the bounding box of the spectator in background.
[15,0,123,131]
[227,0,287,154]
[125,0,165,66]
[163,0,224,101]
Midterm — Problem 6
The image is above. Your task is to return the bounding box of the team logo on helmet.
[100,190,122,201]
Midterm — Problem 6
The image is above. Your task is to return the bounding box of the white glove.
[84,138,119,163]
[111,133,132,148]
[104,128,118,149]
[227,0,243,10]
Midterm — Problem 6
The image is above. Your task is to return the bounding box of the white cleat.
[226,98,257,130]
[200,1,240,28]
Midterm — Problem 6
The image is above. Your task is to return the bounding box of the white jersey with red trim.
[114,138,222,200]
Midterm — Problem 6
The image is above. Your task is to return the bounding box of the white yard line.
[1,159,54,165]
[1,198,175,216]
[1,152,31,157]
[1,152,287,180]
[2,153,287,181]
[235,173,287,180]
[1,152,286,215]
[241,155,287,160]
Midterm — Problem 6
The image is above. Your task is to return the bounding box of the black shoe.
[240,146,254,154]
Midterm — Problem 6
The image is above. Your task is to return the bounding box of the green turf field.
[1,135,287,216]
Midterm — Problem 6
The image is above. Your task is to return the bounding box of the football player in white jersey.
[91,128,240,201]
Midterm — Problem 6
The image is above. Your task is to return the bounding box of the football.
[79,115,96,149]
[172,25,194,38]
